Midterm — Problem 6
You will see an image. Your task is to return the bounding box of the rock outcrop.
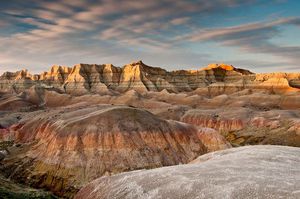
[1,61,299,96]
[75,145,300,199]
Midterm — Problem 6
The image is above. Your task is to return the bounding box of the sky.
[0,0,300,74]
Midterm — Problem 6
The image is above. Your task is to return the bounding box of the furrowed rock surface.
[0,105,223,197]
[1,61,299,96]
[75,145,300,199]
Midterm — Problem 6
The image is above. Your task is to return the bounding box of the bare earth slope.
[0,104,216,197]
[75,145,300,199]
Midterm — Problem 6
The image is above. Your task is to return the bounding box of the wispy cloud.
[179,17,300,41]
[170,17,190,25]
[0,0,299,73]
[176,17,300,67]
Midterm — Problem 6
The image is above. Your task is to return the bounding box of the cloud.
[222,59,298,73]
[170,17,190,25]
[0,0,298,73]
[0,20,8,27]
[1,0,260,41]
[176,17,300,67]
[179,18,300,41]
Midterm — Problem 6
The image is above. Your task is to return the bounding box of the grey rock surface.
[75,145,300,199]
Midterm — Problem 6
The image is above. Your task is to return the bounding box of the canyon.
[0,61,299,198]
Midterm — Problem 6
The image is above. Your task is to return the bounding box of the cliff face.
[1,61,299,95]
[63,63,122,95]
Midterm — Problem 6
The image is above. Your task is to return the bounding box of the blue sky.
[0,0,299,74]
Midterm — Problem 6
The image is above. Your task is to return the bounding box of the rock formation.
[75,145,300,199]
[0,104,231,197]
[0,61,299,198]
[181,107,300,147]
[1,61,299,96]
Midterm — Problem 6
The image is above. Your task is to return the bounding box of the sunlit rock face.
[0,70,36,93]
[39,65,72,86]
[75,145,300,199]
[63,63,122,95]
[1,61,299,96]
[0,104,216,197]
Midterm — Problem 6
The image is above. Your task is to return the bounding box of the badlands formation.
[1,105,209,197]
[0,61,299,198]
[75,145,300,199]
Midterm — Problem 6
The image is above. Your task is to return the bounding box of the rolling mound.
[0,105,225,197]
[75,145,300,199]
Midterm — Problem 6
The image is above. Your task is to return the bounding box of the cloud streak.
[0,0,299,73]
[176,17,300,66]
